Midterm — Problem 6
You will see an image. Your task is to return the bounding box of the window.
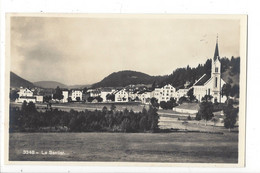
[215,67,218,73]
[215,77,218,88]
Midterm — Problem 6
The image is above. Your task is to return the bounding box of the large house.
[70,89,83,101]
[151,84,176,103]
[193,38,227,103]
[88,89,101,98]
[115,89,129,102]
[15,87,43,103]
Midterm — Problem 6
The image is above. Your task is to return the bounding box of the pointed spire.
[213,34,219,61]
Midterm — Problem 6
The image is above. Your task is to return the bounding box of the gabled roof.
[193,74,211,86]
[137,90,152,95]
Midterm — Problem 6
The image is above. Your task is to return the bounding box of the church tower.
[211,35,222,103]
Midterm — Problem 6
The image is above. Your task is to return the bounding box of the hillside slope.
[34,81,67,89]
[10,72,34,88]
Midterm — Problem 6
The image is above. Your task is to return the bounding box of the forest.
[158,56,240,89]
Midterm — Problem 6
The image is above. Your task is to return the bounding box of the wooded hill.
[161,57,240,89]
[92,57,240,89]
[92,70,167,88]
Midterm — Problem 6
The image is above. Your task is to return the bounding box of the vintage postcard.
[4,14,247,167]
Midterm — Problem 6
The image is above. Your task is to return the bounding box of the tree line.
[9,101,159,133]
[156,57,240,89]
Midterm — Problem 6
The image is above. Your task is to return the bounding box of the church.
[192,37,227,103]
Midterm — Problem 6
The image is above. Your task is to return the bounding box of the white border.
[1,0,259,173]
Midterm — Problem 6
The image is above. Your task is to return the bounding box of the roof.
[213,36,220,61]
[20,96,36,99]
[137,90,151,94]
[101,88,112,92]
[194,74,211,86]
[214,42,219,61]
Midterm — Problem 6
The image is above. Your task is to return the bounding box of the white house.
[17,87,33,97]
[115,89,129,102]
[35,95,43,103]
[151,84,176,103]
[139,91,152,104]
[192,38,227,103]
[88,89,100,97]
[175,88,189,101]
[17,96,36,103]
[61,90,69,103]
[16,87,36,103]
[70,89,83,101]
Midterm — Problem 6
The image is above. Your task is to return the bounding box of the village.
[12,40,228,116]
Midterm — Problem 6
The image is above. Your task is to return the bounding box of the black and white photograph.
[4,14,247,166]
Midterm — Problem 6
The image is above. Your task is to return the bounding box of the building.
[70,89,83,101]
[175,88,190,100]
[15,87,36,103]
[193,37,227,103]
[138,90,152,104]
[35,95,43,103]
[17,96,36,103]
[100,88,114,102]
[88,89,101,97]
[61,90,69,103]
[151,84,176,103]
[115,89,129,102]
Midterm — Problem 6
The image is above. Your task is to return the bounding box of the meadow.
[9,132,238,163]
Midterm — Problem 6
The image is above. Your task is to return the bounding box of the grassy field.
[9,132,238,163]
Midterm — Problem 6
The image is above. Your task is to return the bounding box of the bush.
[178,96,188,104]
[160,101,167,109]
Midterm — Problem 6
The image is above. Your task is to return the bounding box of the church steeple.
[213,35,219,61]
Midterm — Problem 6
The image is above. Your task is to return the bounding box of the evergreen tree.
[197,100,214,126]
[224,100,238,131]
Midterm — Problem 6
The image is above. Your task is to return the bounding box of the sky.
[10,15,241,85]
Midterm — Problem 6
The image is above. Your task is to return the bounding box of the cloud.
[10,16,241,85]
